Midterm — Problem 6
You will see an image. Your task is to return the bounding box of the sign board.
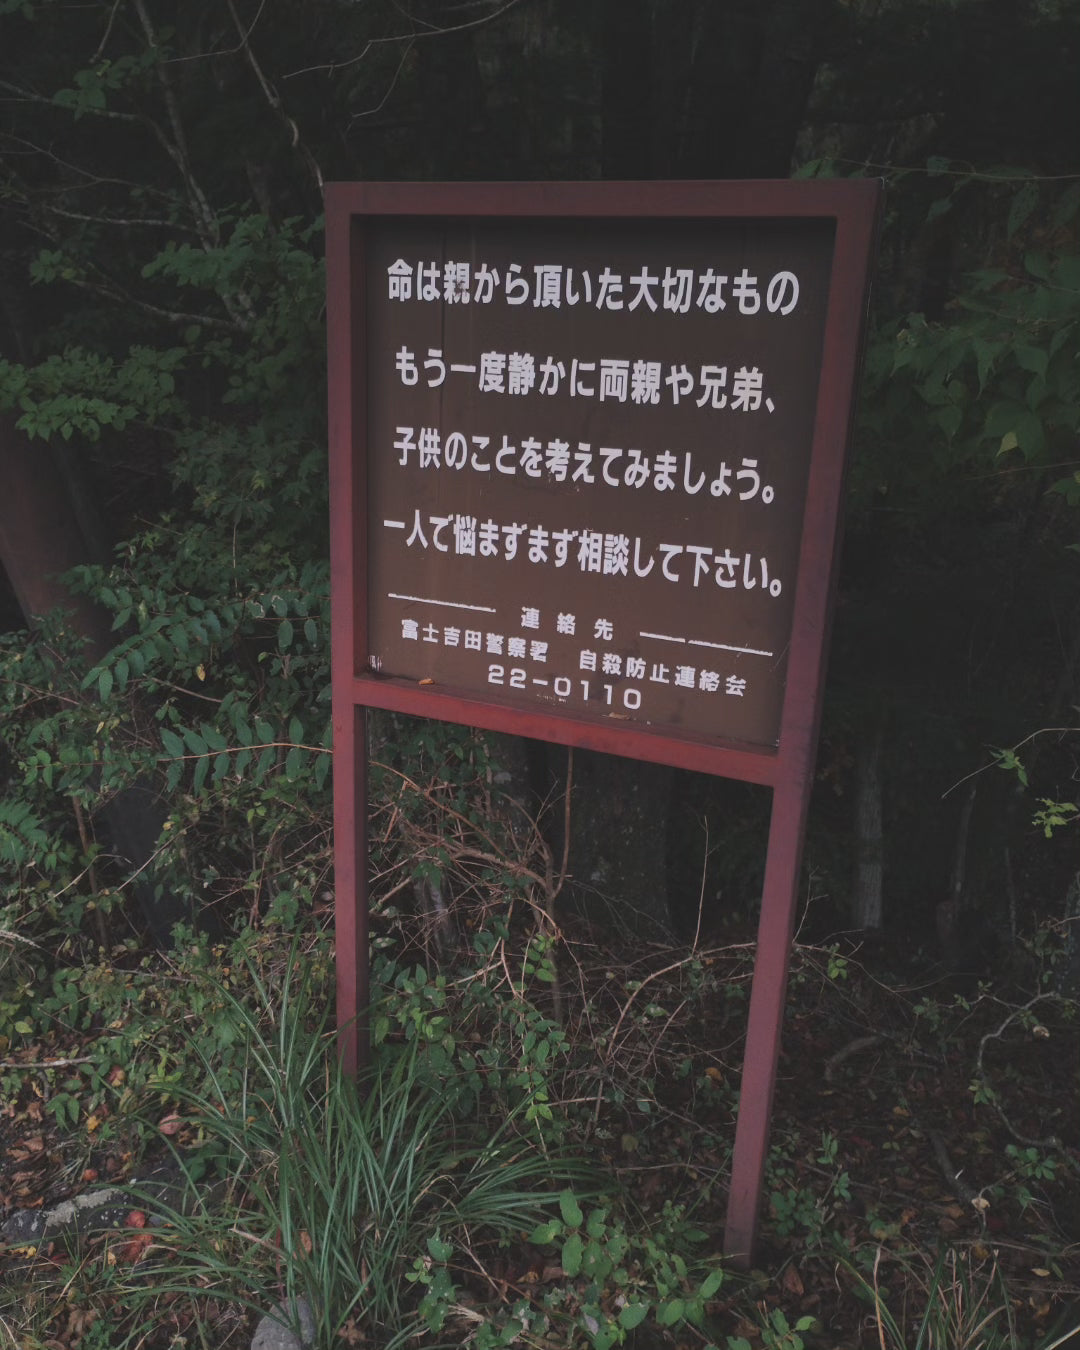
[326,180,880,1261]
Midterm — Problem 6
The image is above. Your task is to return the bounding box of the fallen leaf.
[158,1113,184,1136]
[782,1264,805,1296]
[116,1233,153,1264]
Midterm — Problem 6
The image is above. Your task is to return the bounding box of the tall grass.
[131,952,592,1348]
[845,1245,1080,1350]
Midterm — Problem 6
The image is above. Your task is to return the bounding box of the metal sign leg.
[723,776,809,1264]
[334,705,370,1078]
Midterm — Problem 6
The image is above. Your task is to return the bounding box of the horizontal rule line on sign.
[387,591,497,613]
[640,630,775,659]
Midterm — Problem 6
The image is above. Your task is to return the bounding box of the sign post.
[326,179,880,1262]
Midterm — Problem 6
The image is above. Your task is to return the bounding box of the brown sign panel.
[365,216,834,749]
[328,181,878,777]
[326,180,881,1262]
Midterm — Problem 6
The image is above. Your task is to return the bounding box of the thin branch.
[52,270,241,334]
[942,727,1078,799]
[91,0,124,64]
[131,0,214,242]
[374,760,528,871]
[348,35,416,124]
[156,741,331,764]
[284,0,525,79]
[0,131,181,203]
[41,205,199,233]
[224,0,323,190]
[975,992,1066,1151]
[553,745,573,905]
[823,1033,885,1084]
[0,1056,95,1071]
[833,157,1080,183]
[0,76,143,123]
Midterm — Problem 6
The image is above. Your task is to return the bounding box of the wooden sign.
[326,179,880,1261]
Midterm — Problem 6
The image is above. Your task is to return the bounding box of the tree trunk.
[852,723,884,930]
[0,418,188,944]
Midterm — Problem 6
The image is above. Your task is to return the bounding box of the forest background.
[0,2,1079,1349]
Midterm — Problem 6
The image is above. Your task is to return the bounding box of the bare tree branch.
[224,0,324,191]
[283,0,525,80]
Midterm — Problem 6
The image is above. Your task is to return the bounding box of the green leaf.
[997,430,1019,456]
[618,1303,648,1330]
[1025,249,1052,280]
[699,1269,724,1299]
[1007,182,1038,240]
[161,728,186,759]
[1015,346,1048,379]
[1013,409,1046,457]
[1051,183,1080,228]
[97,667,113,700]
[559,1189,583,1229]
[529,1221,562,1245]
[656,1298,685,1327]
[561,1231,583,1277]
[972,338,1001,394]
[426,1235,453,1262]
[184,728,208,756]
[201,724,227,752]
[278,618,294,650]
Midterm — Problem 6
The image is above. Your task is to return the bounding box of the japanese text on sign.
[363,217,835,746]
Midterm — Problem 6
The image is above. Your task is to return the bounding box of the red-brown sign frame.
[326,179,880,1262]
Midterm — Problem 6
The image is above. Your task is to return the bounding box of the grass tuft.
[126,947,593,1348]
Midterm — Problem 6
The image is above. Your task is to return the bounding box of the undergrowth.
[1,736,1079,1348]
